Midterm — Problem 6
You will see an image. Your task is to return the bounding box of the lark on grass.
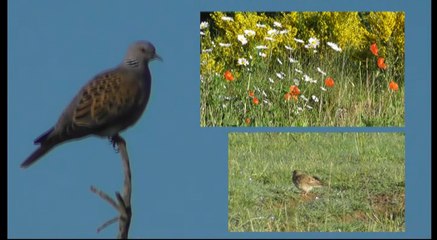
[292,170,324,196]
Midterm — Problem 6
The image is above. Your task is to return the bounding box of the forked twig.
[91,134,132,239]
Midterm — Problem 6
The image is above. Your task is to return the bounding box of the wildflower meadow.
[200,12,404,127]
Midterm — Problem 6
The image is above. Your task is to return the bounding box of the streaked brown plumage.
[21,41,161,168]
[292,170,323,195]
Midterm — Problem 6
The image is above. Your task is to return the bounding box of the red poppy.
[377,57,387,70]
[370,43,378,56]
[224,70,234,81]
[389,81,399,91]
[289,85,301,96]
[245,118,251,124]
[325,77,335,87]
[284,92,298,101]
[252,97,260,105]
[248,90,255,97]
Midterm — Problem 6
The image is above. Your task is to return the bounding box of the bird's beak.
[154,53,163,61]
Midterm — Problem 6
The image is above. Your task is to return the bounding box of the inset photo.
[228,132,405,232]
[200,12,404,127]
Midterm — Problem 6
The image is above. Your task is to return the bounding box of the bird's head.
[124,41,162,68]
[292,170,300,177]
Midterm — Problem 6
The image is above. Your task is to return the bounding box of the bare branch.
[97,216,119,233]
[115,192,127,213]
[90,186,119,211]
[91,134,133,239]
[119,138,132,206]
[116,136,132,239]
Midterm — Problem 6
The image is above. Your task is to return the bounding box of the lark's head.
[292,170,302,177]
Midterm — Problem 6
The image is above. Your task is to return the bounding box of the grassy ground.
[228,132,405,232]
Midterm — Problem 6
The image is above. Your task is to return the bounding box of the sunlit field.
[228,132,405,232]
[200,12,404,127]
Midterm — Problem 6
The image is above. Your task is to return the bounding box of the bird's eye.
[140,48,146,53]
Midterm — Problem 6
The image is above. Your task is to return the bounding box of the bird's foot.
[109,134,124,152]
[300,192,309,198]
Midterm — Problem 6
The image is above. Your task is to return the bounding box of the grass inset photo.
[200,12,404,127]
[228,132,405,232]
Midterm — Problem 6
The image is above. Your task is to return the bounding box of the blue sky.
[8,0,431,238]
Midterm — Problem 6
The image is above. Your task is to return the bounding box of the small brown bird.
[292,170,323,195]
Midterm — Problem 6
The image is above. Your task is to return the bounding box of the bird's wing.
[294,175,305,184]
[307,175,323,186]
[71,69,143,129]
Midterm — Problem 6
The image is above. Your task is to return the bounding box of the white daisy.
[294,38,304,43]
[293,78,300,86]
[259,52,267,58]
[221,16,234,21]
[307,37,320,48]
[219,43,231,47]
[277,58,283,65]
[200,21,209,29]
[317,67,326,75]
[285,45,293,50]
[294,68,303,74]
[256,23,266,28]
[267,29,278,35]
[237,35,248,45]
[289,57,298,63]
[312,95,319,102]
[264,37,275,41]
[255,45,268,49]
[327,42,342,52]
[237,58,249,66]
[268,77,274,83]
[244,29,256,36]
[279,30,289,34]
[273,21,282,28]
[276,72,284,79]
[303,74,317,83]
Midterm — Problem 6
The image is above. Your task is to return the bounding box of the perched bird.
[21,40,161,168]
[292,170,323,195]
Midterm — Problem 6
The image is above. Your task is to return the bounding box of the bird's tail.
[21,143,57,168]
[34,127,54,144]
[21,128,57,169]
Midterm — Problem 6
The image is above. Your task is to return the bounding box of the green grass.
[228,133,405,232]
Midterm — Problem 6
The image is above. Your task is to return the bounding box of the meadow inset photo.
[228,132,405,232]
[200,12,404,127]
